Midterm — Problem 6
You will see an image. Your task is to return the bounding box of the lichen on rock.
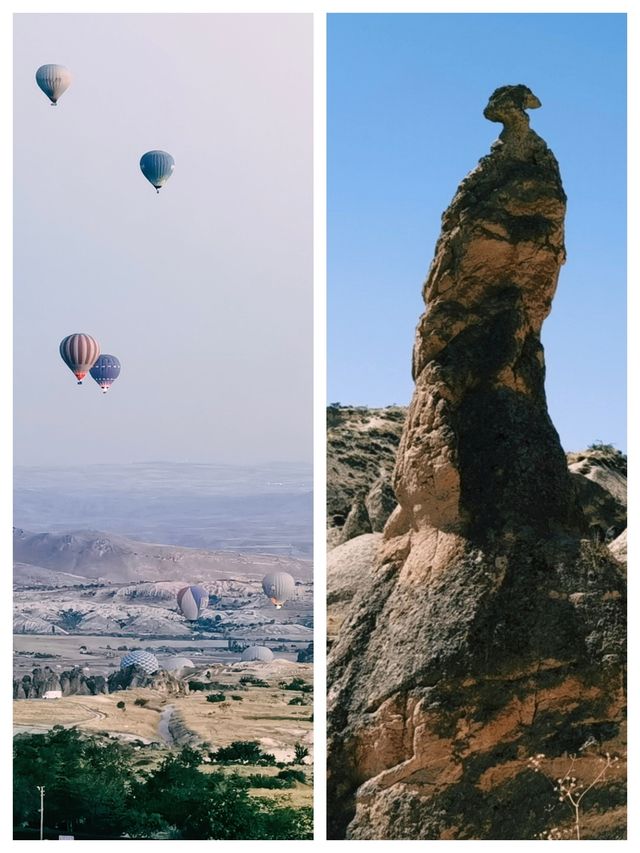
[327,86,626,841]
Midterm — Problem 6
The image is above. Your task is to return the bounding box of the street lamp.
[36,785,45,840]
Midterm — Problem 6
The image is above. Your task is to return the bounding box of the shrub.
[279,678,312,693]
[277,768,306,784]
[211,741,276,765]
[293,743,309,764]
[230,695,243,702]
[134,698,149,707]
[288,696,307,706]
[246,774,293,789]
[206,693,226,703]
[239,675,269,688]
[116,701,126,711]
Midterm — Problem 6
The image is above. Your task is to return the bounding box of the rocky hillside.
[13,527,312,584]
[327,86,626,841]
[327,406,405,547]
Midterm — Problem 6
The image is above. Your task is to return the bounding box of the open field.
[14,660,312,753]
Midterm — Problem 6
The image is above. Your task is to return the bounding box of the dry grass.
[14,689,167,742]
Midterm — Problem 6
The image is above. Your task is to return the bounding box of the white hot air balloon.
[36,64,72,105]
[241,646,274,663]
[262,572,295,608]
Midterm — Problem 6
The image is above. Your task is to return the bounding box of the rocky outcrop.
[327,533,382,641]
[13,664,186,699]
[108,665,188,696]
[327,406,405,548]
[609,529,627,564]
[568,447,626,540]
[13,666,108,700]
[327,86,626,840]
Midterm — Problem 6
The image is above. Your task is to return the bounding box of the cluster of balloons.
[37,64,176,391]
[36,65,175,194]
[59,333,121,393]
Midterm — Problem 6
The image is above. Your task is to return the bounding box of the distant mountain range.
[14,527,312,586]
[14,461,312,557]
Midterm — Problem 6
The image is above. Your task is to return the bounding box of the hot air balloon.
[241,646,274,663]
[177,585,208,621]
[120,650,159,674]
[140,150,175,193]
[59,333,100,384]
[90,354,121,394]
[164,656,195,672]
[36,64,72,105]
[262,572,295,608]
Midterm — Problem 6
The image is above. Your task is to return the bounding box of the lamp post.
[36,785,45,840]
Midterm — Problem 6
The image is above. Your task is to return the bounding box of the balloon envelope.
[120,650,159,674]
[90,354,121,393]
[140,150,175,192]
[262,572,295,607]
[36,64,72,104]
[177,585,208,620]
[241,646,274,662]
[59,333,100,384]
[164,655,195,672]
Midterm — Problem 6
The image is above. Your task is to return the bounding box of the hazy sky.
[328,13,627,453]
[14,13,312,466]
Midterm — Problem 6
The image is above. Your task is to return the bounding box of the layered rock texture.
[327,86,626,840]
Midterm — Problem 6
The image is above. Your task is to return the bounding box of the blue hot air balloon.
[140,150,175,193]
[90,354,121,394]
[177,585,208,621]
[36,64,72,105]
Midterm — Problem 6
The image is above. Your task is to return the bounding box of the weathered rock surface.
[327,533,382,641]
[327,406,405,548]
[13,664,187,699]
[108,665,189,696]
[327,86,626,840]
[609,529,627,564]
[567,447,627,540]
[13,666,108,700]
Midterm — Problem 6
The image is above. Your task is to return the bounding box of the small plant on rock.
[528,750,620,840]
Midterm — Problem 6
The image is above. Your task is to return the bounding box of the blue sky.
[328,13,627,453]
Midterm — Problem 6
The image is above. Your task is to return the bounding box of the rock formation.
[13,664,186,699]
[13,666,108,700]
[327,533,382,642]
[108,665,188,695]
[327,86,626,840]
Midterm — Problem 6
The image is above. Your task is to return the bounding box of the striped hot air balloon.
[140,150,175,193]
[241,646,274,663]
[262,572,295,608]
[35,64,72,105]
[90,354,121,394]
[120,650,159,674]
[59,334,100,384]
[177,585,208,621]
